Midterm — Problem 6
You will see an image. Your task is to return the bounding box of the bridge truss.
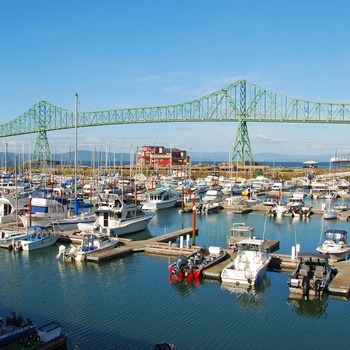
[1,79,350,164]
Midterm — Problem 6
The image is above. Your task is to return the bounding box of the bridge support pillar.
[232,120,253,164]
[32,101,51,167]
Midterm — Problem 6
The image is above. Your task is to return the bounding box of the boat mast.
[74,93,78,199]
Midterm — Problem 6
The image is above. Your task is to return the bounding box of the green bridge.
[1,79,349,164]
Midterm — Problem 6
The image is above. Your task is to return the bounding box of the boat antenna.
[262,212,268,240]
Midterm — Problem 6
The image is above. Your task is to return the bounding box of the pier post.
[192,197,196,246]
[186,234,190,248]
[291,246,296,260]
[179,236,184,248]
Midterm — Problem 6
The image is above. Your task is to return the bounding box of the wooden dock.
[328,261,350,296]
[68,227,199,263]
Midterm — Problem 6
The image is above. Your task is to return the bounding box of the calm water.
[1,195,350,350]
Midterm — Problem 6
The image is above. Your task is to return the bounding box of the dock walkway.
[59,227,199,262]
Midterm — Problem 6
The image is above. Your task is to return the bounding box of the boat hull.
[21,234,60,251]
[221,257,271,285]
[106,213,156,237]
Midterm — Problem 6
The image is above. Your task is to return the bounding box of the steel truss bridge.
[1,79,350,164]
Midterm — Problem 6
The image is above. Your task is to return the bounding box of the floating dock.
[59,227,199,263]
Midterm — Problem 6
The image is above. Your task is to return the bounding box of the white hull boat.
[82,190,156,236]
[57,228,119,261]
[141,187,179,210]
[316,229,350,261]
[221,238,271,285]
[18,226,60,251]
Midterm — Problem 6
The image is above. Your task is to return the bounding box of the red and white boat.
[168,246,227,281]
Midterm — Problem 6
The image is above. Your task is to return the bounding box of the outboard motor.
[315,279,322,298]
[302,276,310,299]
[173,255,188,276]
[186,262,195,276]
[6,311,24,327]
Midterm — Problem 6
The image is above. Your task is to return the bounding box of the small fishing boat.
[196,202,222,214]
[17,226,60,251]
[316,229,350,261]
[322,210,339,220]
[168,246,227,281]
[0,311,67,349]
[287,252,335,299]
[221,238,271,285]
[57,227,119,261]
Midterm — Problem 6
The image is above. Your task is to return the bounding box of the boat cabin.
[323,229,347,244]
[228,223,256,249]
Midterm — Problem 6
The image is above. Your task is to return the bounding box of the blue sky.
[1,0,350,160]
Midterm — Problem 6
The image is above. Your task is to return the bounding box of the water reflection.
[287,295,328,318]
[221,277,271,309]
[169,277,203,296]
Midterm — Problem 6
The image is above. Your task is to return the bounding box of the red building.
[136,145,189,166]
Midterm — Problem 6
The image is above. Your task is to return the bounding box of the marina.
[3,176,350,349]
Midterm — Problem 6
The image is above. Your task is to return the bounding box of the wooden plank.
[328,261,350,296]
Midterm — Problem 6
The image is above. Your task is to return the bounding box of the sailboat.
[50,94,96,232]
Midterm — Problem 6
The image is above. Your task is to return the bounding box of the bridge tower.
[232,80,253,163]
[32,101,51,166]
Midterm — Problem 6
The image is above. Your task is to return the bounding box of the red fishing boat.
[168,246,227,281]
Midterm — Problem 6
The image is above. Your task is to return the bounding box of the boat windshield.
[324,230,347,242]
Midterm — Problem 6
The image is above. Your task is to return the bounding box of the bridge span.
[1,79,349,164]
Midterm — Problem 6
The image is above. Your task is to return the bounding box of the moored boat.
[322,210,339,220]
[316,229,350,261]
[17,225,60,251]
[57,227,119,261]
[0,311,67,349]
[84,190,156,236]
[141,187,180,210]
[168,246,227,281]
[221,238,271,285]
[287,252,335,299]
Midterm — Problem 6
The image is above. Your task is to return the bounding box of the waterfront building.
[136,145,189,166]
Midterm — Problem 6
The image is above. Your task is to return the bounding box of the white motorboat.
[322,210,339,220]
[18,226,60,251]
[287,197,305,209]
[80,190,156,237]
[50,198,96,232]
[201,188,223,204]
[316,229,350,261]
[141,187,179,210]
[268,201,289,217]
[57,228,119,261]
[221,238,271,285]
[19,189,69,228]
